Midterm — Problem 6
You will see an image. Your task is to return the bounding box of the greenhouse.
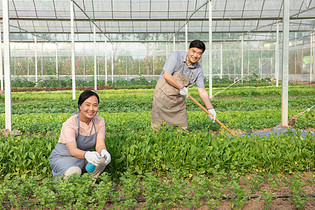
[0,0,314,209]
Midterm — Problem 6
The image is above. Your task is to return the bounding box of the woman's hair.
[189,40,206,53]
[78,90,99,109]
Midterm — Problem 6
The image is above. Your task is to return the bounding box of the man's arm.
[164,71,184,89]
[197,87,213,109]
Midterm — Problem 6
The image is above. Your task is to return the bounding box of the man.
[151,40,216,131]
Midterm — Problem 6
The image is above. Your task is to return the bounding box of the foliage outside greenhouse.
[10,73,272,90]
[0,84,314,209]
[10,41,279,79]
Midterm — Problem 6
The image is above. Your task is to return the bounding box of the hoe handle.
[188,94,235,136]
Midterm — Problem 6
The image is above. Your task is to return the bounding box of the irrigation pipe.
[288,104,315,126]
[2,194,314,207]
[114,194,315,203]
[188,94,235,136]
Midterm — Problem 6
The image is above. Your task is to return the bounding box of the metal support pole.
[310,31,313,83]
[41,56,43,76]
[247,45,250,76]
[153,46,155,76]
[13,57,15,77]
[294,33,297,81]
[97,51,99,79]
[208,0,213,98]
[185,24,188,51]
[56,42,58,78]
[104,38,108,85]
[275,21,280,87]
[94,25,97,90]
[3,0,12,130]
[125,44,128,76]
[83,44,86,76]
[259,50,262,77]
[138,43,141,74]
[241,35,244,82]
[165,42,170,57]
[173,34,176,52]
[35,35,38,82]
[27,57,29,76]
[281,0,289,127]
[259,58,261,77]
[70,0,76,100]
[220,42,223,79]
[270,59,273,77]
[111,45,114,83]
[0,23,3,91]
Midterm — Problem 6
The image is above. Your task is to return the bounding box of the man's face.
[187,47,203,64]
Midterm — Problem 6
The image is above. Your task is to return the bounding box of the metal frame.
[0,0,314,38]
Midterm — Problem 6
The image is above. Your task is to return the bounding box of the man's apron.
[49,113,97,177]
[151,63,194,130]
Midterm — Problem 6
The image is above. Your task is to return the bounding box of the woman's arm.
[95,137,106,155]
[66,141,86,159]
[95,118,106,154]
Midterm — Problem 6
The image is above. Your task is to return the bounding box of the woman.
[49,90,111,179]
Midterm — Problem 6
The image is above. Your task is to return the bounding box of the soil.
[102,191,315,210]
[101,172,315,209]
[0,129,21,137]
[294,82,315,87]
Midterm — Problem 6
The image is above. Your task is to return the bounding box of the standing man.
[151,40,216,131]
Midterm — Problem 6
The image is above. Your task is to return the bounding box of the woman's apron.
[49,113,97,177]
[151,63,194,130]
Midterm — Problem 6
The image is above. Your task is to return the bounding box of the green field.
[0,84,314,209]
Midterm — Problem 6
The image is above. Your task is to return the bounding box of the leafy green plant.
[261,189,274,210]
[289,173,308,210]
[228,180,250,209]
[244,174,264,194]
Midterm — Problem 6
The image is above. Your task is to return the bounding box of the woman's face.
[79,95,99,122]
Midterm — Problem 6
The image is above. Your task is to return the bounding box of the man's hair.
[189,40,206,53]
[78,90,99,109]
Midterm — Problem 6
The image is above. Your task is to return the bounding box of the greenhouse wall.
[3,32,315,83]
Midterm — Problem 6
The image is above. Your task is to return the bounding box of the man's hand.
[207,108,216,122]
[179,87,189,98]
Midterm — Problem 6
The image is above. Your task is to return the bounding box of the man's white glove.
[207,108,216,122]
[179,87,189,98]
[101,149,111,165]
[84,151,100,166]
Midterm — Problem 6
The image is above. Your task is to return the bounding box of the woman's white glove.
[179,87,189,98]
[207,108,216,122]
[84,151,100,166]
[101,149,111,165]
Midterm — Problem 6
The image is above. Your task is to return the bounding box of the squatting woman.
[49,90,111,179]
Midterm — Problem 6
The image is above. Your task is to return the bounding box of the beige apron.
[151,63,194,130]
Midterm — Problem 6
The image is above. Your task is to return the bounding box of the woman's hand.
[84,151,101,166]
[101,149,111,165]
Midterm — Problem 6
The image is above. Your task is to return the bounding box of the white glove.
[101,149,111,165]
[207,108,216,122]
[84,151,100,166]
[179,86,189,98]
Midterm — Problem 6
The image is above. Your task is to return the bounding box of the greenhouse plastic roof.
[1,0,315,39]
